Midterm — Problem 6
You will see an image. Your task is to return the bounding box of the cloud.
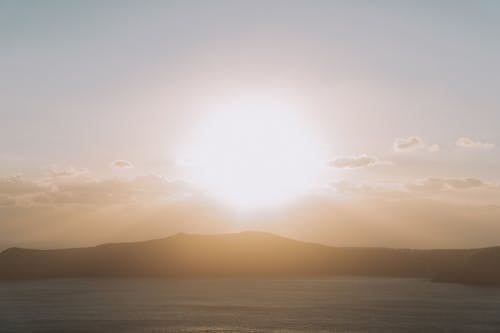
[392,136,441,153]
[328,155,391,169]
[49,167,89,178]
[0,176,48,207]
[456,137,495,150]
[0,171,193,207]
[0,176,42,195]
[325,177,500,219]
[329,180,411,201]
[406,177,486,192]
[331,177,492,201]
[37,175,192,205]
[445,178,485,189]
[392,136,425,152]
[392,137,495,152]
[110,160,134,169]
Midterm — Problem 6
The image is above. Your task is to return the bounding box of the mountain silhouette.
[1,231,500,285]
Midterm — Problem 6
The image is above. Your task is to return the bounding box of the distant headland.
[1,231,500,286]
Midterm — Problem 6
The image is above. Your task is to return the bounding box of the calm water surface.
[1,277,500,332]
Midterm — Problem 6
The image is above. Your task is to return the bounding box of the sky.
[1,0,500,249]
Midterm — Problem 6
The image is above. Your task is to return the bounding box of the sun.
[182,95,324,211]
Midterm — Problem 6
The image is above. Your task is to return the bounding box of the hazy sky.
[1,1,500,249]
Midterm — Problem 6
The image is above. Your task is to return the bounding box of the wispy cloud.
[406,177,486,192]
[328,155,391,169]
[392,136,440,153]
[0,176,42,195]
[392,136,425,152]
[110,160,134,169]
[0,172,192,207]
[49,167,89,177]
[456,137,495,150]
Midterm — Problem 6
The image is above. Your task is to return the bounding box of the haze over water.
[2,277,500,332]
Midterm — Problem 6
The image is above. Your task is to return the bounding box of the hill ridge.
[2,231,500,285]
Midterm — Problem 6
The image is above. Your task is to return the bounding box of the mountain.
[1,231,500,285]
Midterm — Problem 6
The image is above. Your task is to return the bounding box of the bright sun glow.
[183,95,324,211]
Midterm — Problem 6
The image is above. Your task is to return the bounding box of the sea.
[1,277,499,332]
